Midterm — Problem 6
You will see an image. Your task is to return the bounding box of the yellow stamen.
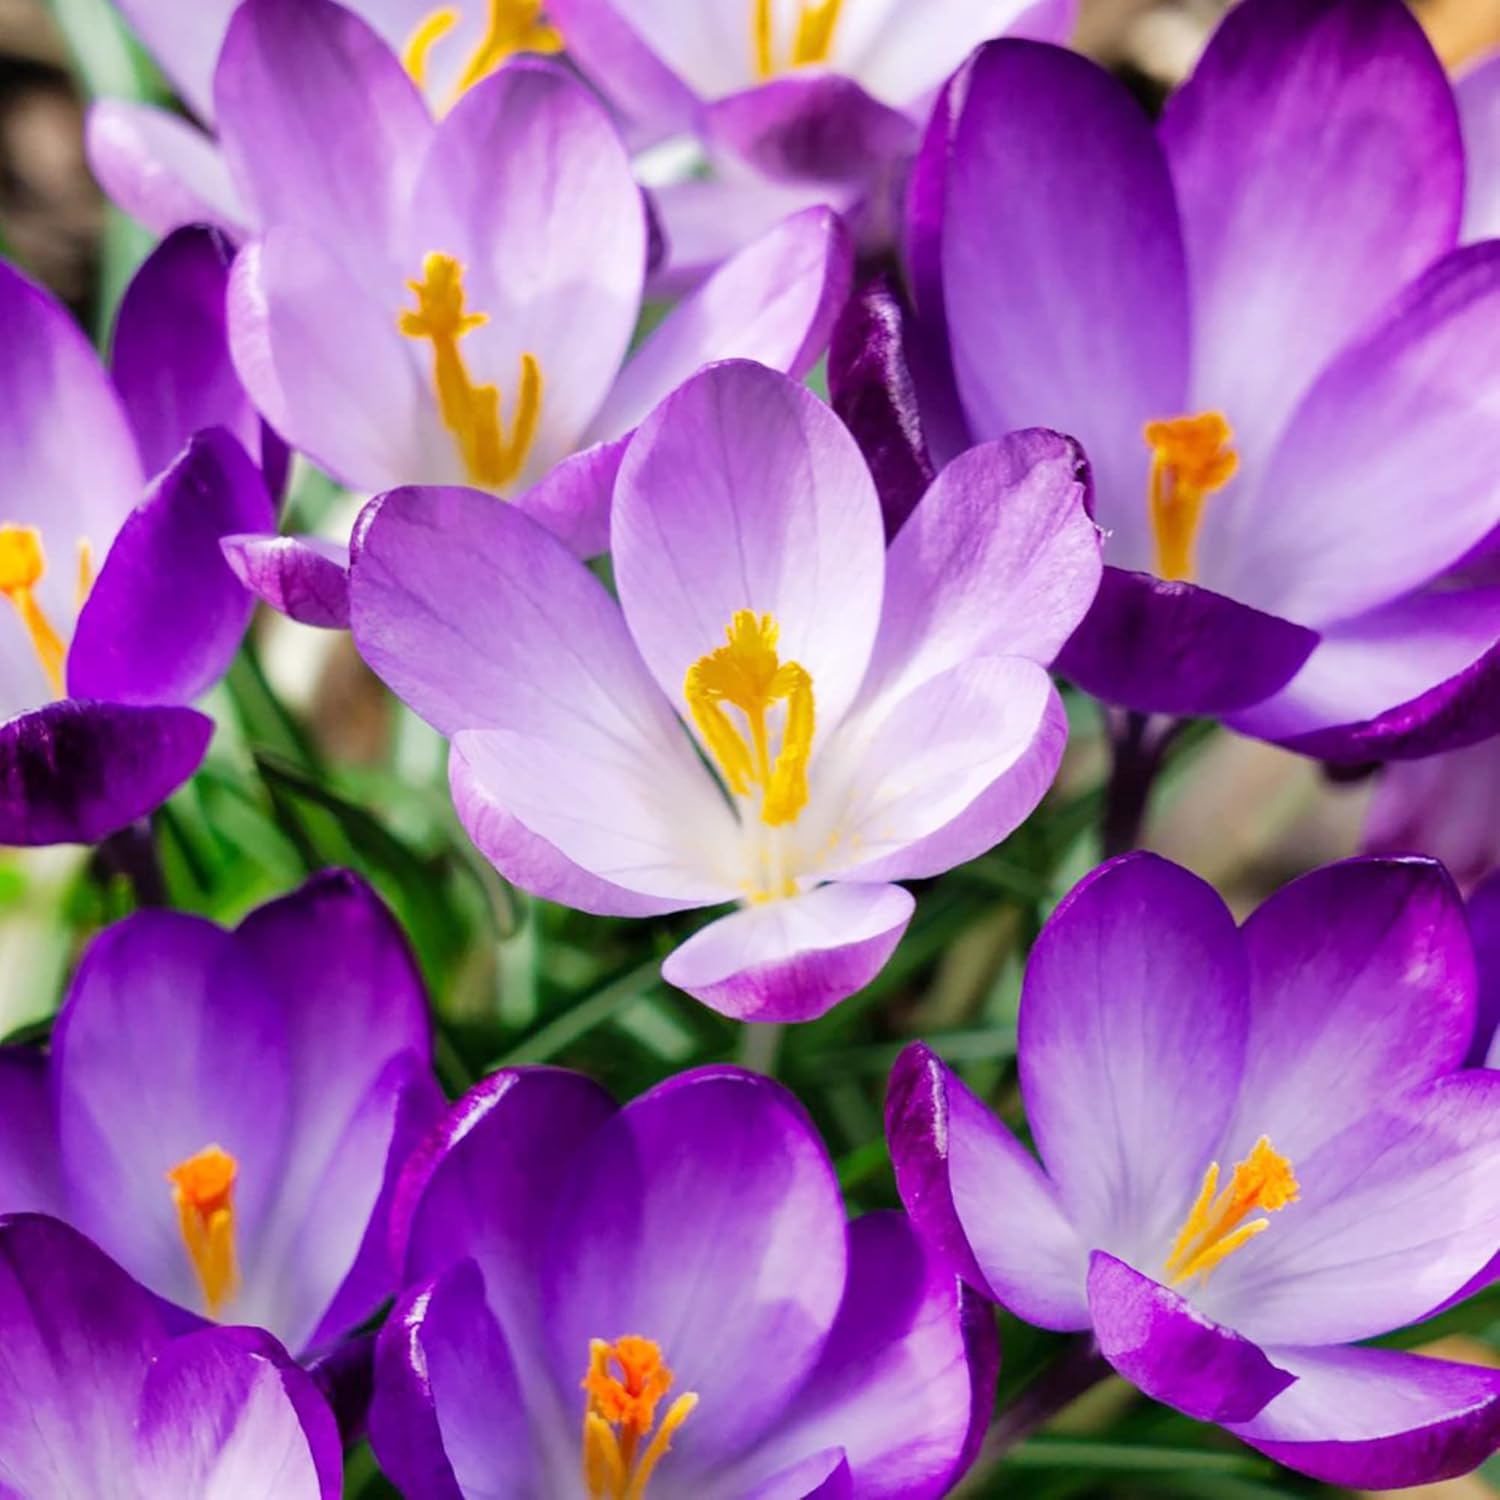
[1165,1136,1299,1286]
[1144,410,1238,582]
[399,252,544,491]
[403,1,562,105]
[76,538,94,610]
[752,0,844,77]
[684,610,815,827]
[0,525,66,697]
[582,1336,698,1500]
[166,1144,240,1318]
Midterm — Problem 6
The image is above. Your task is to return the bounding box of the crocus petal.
[1226,857,1474,1162]
[1086,1251,1293,1424]
[612,360,886,734]
[1458,53,1500,242]
[214,0,431,272]
[86,101,249,239]
[222,534,351,630]
[1366,746,1500,897]
[509,437,627,562]
[1233,588,1500,760]
[742,1451,851,1500]
[0,1214,166,1494]
[1222,243,1500,623]
[51,911,293,1319]
[1228,1343,1500,1488]
[0,701,212,848]
[68,430,274,706]
[0,1050,61,1216]
[542,1068,848,1469]
[587,205,852,443]
[1056,566,1317,718]
[110,226,263,479]
[1470,869,1500,1062]
[729,1213,984,1500]
[406,60,646,480]
[134,1328,342,1499]
[886,1044,1090,1331]
[112,0,236,120]
[1019,854,1248,1255]
[661,883,916,1023]
[940,41,1190,567]
[1160,0,1462,527]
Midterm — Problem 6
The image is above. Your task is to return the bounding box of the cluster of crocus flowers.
[351,359,1101,1019]
[0,229,273,846]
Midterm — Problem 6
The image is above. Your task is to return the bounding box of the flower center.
[0,524,92,699]
[166,1144,240,1318]
[402,0,563,109]
[582,1336,698,1500]
[1144,410,1238,582]
[752,0,843,79]
[1164,1135,1299,1287]
[399,252,544,491]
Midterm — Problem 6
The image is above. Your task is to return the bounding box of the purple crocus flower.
[888,853,1500,1489]
[370,1064,995,1497]
[350,359,1100,1021]
[0,870,442,1359]
[0,1214,341,1498]
[0,236,274,847]
[1459,48,1500,242]
[896,0,1500,760]
[548,0,1074,285]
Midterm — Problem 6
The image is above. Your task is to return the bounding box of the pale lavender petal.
[1459,52,1500,242]
[509,437,626,562]
[113,0,237,120]
[1366,744,1500,893]
[223,534,350,630]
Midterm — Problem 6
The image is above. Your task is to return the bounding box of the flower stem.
[92,818,167,907]
[1101,709,1183,857]
[738,1021,785,1077]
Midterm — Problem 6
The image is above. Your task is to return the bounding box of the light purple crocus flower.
[370,1065,995,1497]
[0,1214,341,1499]
[888,853,1500,1489]
[0,870,442,1359]
[0,235,274,847]
[894,0,1500,760]
[547,0,1074,285]
[350,360,1100,1021]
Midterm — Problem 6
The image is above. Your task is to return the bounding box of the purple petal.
[86,101,249,238]
[113,0,236,120]
[940,40,1189,568]
[0,700,211,847]
[1228,1342,1500,1488]
[509,437,627,562]
[68,430,274,706]
[1459,52,1500,242]
[744,1450,851,1499]
[223,533,351,630]
[1087,1251,1293,1424]
[1019,854,1248,1252]
[110,225,264,479]
[1056,565,1317,717]
[0,1049,61,1216]
[612,360,886,734]
[1366,745,1500,896]
[588,205,852,443]
[704,76,917,184]
[1470,869,1500,1063]
[1160,0,1462,521]
[135,1327,342,1498]
[886,1043,1089,1331]
[661,883,916,1023]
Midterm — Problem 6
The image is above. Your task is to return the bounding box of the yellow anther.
[1145,410,1237,583]
[403,1,562,106]
[582,1336,698,1500]
[166,1144,240,1318]
[753,0,844,77]
[399,252,544,491]
[76,538,94,610]
[0,524,66,697]
[685,610,815,827]
[1165,1136,1299,1287]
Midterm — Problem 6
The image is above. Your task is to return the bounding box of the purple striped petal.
[223,533,351,630]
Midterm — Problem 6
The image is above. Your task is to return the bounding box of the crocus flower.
[888,852,1500,1488]
[350,359,1100,1020]
[0,237,274,847]
[370,1064,994,1497]
[0,1213,341,1499]
[548,0,1074,285]
[0,869,442,1358]
[890,0,1500,759]
[1459,49,1500,242]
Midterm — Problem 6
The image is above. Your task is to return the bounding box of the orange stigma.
[753,0,844,78]
[1144,410,1238,582]
[166,1144,240,1318]
[582,1336,697,1500]
[1165,1135,1299,1286]
[0,524,68,697]
[403,0,562,107]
